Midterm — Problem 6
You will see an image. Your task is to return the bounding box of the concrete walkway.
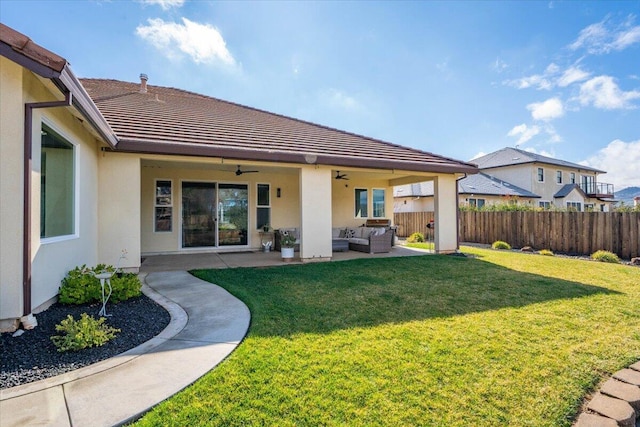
[0,271,250,427]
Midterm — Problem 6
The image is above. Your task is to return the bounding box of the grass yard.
[134,246,640,426]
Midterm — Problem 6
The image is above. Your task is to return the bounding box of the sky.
[2,0,639,190]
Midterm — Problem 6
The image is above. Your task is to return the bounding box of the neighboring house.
[0,24,478,330]
[394,147,614,213]
[394,172,539,212]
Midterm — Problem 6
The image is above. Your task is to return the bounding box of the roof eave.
[112,139,479,175]
[0,41,61,78]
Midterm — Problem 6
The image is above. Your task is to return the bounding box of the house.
[0,23,478,330]
[394,172,539,212]
[394,147,614,212]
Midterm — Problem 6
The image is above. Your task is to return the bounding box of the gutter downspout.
[22,92,72,323]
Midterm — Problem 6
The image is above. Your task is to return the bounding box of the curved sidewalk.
[0,271,250,427]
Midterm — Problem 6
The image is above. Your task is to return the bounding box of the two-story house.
[394,147,615,212]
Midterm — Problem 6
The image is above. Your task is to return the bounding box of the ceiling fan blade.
[235,166,259,176]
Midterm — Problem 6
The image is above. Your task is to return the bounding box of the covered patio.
[140,244,431,272]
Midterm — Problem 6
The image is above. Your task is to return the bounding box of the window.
[556,170,562,184]
[585,203,594,211]
[469,198,485,208]
[41,124,75,238]
[153,180,173,232]
[582,175,595,194]
[354,188,368,217]
[537,167,544,182]
[539,201,551,210]
[256,183,270,229]
[570,172,576,184]
[372,189,385,218]
[566,202,582,211]
[154,180,172,232]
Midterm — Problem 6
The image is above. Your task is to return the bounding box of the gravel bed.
[0,294,170,390]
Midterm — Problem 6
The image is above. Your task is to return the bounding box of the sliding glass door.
[182,182,248,248]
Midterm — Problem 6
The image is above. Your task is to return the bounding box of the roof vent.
[140,73,148,93]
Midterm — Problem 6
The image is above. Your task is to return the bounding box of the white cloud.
[581,139,640,189]
[322,89,361,111]
[470,151,486,161]
[527,97,564,121]
[578,75,640,110]
[138,0,185,10]
[523,146,556,158]
[557,67,590,87]
[136,18,236,66]
[569,15,640,54]
[492,58,508,73]
[507,123,540,144]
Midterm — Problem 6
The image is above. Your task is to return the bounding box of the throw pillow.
[345,229,356,238]
[339,228,347,238]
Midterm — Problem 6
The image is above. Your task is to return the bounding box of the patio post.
[299,166,332,262]
[433,174,458,254]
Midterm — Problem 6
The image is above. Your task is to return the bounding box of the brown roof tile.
[0,23,67,76]
[80,78,478,174]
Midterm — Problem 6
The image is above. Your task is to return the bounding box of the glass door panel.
[182,182,217,248]
[218,183,248,246]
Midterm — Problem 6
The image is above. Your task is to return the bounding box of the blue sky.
[2,0,639,189]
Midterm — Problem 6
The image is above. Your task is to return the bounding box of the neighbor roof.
[80,78,478,174]
[554,184,587,199]
[471,147,605,174]
[393,173,539,198]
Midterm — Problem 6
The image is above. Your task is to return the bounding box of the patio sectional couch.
[275,225,394,254]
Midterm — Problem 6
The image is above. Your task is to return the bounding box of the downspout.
[22,92,72,326]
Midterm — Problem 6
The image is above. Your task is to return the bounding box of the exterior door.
[217,183,248,246]
[182,182,217,248]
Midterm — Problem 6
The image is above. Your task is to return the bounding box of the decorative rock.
[601,378,640,411]
[614,369,640,386]
[574,413,618,427]
[630,257,640,266]
[587,393,636,427]
[630,361,640,372]
[521,246,534,252]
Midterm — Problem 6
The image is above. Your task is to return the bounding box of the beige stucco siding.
[0,58,25,324]
[0,63,103,326]
[331,177,394,228]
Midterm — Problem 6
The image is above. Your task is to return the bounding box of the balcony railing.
[579,182,614,198]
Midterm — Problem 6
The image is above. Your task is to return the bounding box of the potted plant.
[262,224,270,232]
[280,233,297,261]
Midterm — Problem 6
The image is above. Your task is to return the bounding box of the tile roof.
[0,23,67,77]
[79,78,478,174]
[394,172,540,198]
[471,147,605,174]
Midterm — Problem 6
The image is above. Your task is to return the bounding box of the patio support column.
[433,174,458,254]
[98,152,141,271]
[299,166,332,262]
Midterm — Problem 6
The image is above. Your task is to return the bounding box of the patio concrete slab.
[0,270,250,427]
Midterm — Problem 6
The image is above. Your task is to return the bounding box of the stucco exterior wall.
[331,176,394,228]
[433,175,458,253]
[300,167,332,261]
[140,159,301,253]
[0,58,25,326]
[0,63,103,327]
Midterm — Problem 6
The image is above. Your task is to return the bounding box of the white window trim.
[256,182,271,230]
[153,179,173,233]
[537,167,544,183]
[538,200,551,209]
[556,170,563,185]
[354,187,369,218]
[39,118,80,245]
[372,188,386,218]
[570,172,576,184]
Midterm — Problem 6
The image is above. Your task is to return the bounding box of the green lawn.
[134,247,640,426]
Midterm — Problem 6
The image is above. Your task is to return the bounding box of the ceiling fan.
[335,171,349,180]
[234,165,259,176]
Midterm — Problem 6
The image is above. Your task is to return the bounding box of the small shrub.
[539,249,554,256]
[591,250,620,264]
[491,240,511,250]
[51,313,120,352]
[407,232,425,243]
[59,265,141,305]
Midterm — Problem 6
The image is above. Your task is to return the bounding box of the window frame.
[354,188,368,218]
[372,188,386,218]
[256,183,271,230]
[538,201,551,210]
[537,167,544,183]
[468,198,486,209]
[570,172,576,184]
[40,120,79,244]
[154,179,173,233]
[556,170,563,185]
[566,202,582,212]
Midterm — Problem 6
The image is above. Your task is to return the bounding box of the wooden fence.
[394,211,640,259]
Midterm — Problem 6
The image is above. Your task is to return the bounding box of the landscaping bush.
[491,240,511,250]
[50,313,120,352]
[407,232,425,243]
[591,250,620,264]
[538,249,554,256]
[59,264,141,305]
